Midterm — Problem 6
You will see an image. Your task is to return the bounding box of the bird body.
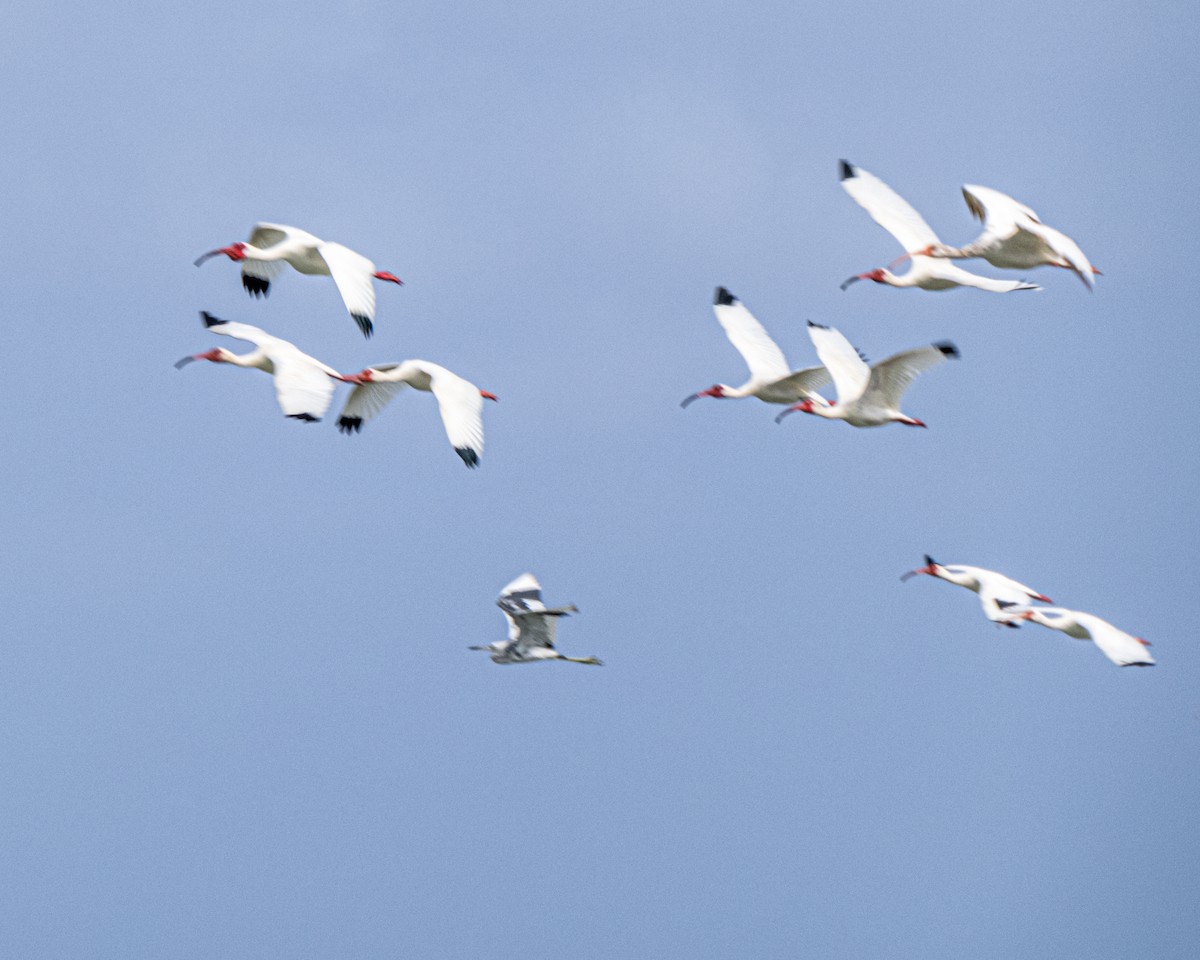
[175,312,345,421]
[838,161,1040,294]
[1010,606,1156,667]
[470,574,602,665]
[681,287,831,407]
[776,322,958,428]
[900,555,1053,627]
[337,360,497,468]
[194,222,403,337]
[923,185,1097,289]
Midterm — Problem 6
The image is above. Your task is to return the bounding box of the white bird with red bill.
[1001,604,1156,667]
[775,322,958,428]
[681,287,831,409]
[194,222,403,338]
[174,311,350,422]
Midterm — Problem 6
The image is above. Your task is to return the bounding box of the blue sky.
[2,2,1198,957]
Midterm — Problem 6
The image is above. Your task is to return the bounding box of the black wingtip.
[351,313,374,339]
[924,554,937,566]
[200,311,224,328]
[839,159,854,181]
[337,417,363,435]
[995,600,1018,610]
[287,413,320,423]
[935,341,960,359]
[241,275,270,298]
[807,319,829,329]
[714,286,736,306]
[455,447,480,469]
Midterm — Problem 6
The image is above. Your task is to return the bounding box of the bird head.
[174,347,228,369]
[194,242,247,266]
[372,271,404,285]
[680,385,727,408]
[840,268,887,290]
[480,390,499,402]
[899,555,940,582]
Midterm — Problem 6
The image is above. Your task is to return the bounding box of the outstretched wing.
[335,364,407,433]
[1074,613,1156,667]
[806,321,870,404]
[866,342,958,409]
[318,242,378,337]
[840,160,941,253]
[768,365,832,401]
[420,362,487,469]
[247,222,297,250]
[711,287,789,383]
[202,315,275,349]
[266,348,336,420]
[498,573,545,614]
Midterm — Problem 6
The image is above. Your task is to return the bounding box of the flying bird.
[470,573,602,665]
[838,161,1040,294]
[1003,605,1156,667]
[336,361,498,468]
[775,322,958,428]
[175,311,346,422]
[915,184,1098,289]
[900,555,1053,627]
[681,287,831,408]
[194,222,403,337]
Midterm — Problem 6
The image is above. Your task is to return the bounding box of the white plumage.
[775,322,958,428]
[838,161,1041,294]
[922,185,1098,289]
[681,287,831,407]
[194,222,404,338]
[174,312,345,422]
[1008,606,1156,667]
[469,574,602,665]
[900,555,1054,627]
[337,360,497,468]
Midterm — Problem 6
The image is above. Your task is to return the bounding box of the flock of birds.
[177,160,1149,668]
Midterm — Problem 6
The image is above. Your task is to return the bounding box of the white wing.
[1074,613,1156,667]
[318,241,378,337]
[247,222,303,250]
[498,573,545,614]
[205,318,277,349]
[961,185,1039,232]
[977,574,1035,624]
[866,342,958,409]
[206,317,336,420]
[336,364,409,432]
[918,257,1041,293]
[1022,220,1096,289]
[962,187,1093,289]
[420,362,487,469]
[510,611,559,653]
[711,287,789,382]
[266,348,336,420]
[806,322,870,404]
[766,365,833,401]
[840,160,941,252]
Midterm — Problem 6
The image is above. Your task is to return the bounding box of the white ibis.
[175,311,346,422]
[900,555,1053,627]
[839,161,1040,293]
[681,287,832,408]
[915,185,1098,289]
[194,222,403,338]
[775,322,958,428]
[470,573,602,665]
[1004,605,1156,667]
[337,361,498,468]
